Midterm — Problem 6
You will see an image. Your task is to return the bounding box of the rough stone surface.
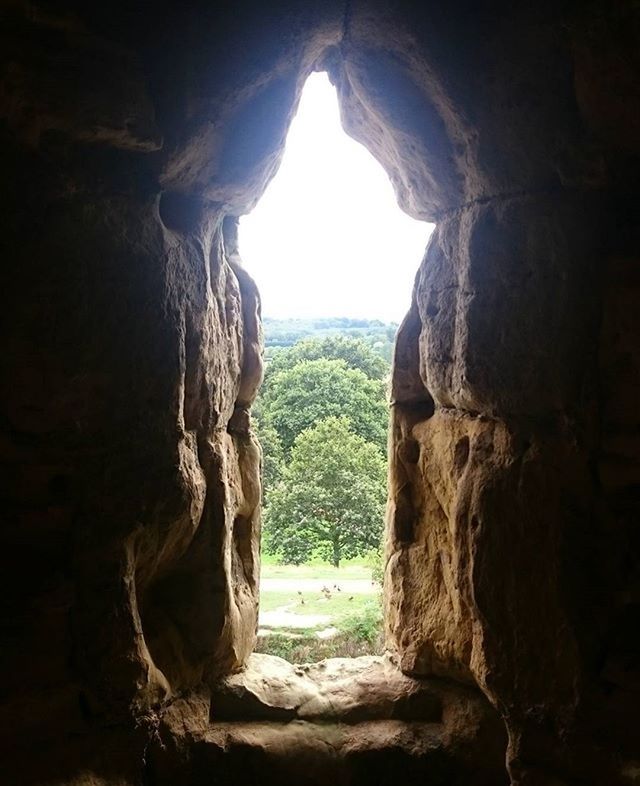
[210,653,444,722]
[153,655,507,785]
[151,720,502,786]
[1,1,639,784]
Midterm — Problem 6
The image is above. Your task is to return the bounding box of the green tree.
[254,415,285,501]
[263,417,387,567]
[260,358,388,455]
[265,335,388,381]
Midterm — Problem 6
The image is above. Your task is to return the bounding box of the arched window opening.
[239,72,434,663]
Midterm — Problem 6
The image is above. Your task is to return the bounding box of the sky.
[239,72,434,323]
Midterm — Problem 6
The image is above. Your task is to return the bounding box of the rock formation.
[1,1,638,784]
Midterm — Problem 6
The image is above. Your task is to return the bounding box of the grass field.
[259,589,373,618]
[257,557,383,662]
[260,554,373,580]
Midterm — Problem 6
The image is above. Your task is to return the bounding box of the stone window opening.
[197,70,509,784]
[128,48,510,780]
[234,70,432,668]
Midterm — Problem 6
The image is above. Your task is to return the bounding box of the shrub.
[364,547,385,586]
[338,600,383,646]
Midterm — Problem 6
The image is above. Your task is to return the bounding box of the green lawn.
[259,590,374,621]
[260,557,373,581]
[257,558,384,661]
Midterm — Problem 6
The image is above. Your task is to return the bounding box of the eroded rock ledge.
[150,654,508,785]
[212,653,444,721]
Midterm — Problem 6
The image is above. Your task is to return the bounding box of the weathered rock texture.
[147,654,507,786]
[1,1,638,784]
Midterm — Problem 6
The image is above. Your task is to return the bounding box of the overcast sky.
[239,72,434,323]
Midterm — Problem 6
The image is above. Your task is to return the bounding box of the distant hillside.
[263,317,399,362]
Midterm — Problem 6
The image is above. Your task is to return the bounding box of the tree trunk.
[332,533,340,569]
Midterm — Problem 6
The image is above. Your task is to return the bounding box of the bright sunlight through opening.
[242,72,434,664]
[239,72,433,322]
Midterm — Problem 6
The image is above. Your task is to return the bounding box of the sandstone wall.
[1,1,638,784]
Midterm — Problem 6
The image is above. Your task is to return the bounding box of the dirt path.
[258,607,331,629]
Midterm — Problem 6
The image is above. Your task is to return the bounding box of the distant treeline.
[264,317,399,362]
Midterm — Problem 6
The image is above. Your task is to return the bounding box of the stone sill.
[209,653,442,723]
[155,655,508,784]
[202,717,444,761]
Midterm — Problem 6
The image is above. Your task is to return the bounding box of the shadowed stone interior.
[1,1,639,784]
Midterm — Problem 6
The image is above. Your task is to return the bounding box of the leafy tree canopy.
[263,417,387,567]
[265,335,388,381]
[254,415,285,500]
[260,358,388,455]
[262,317,398,362]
